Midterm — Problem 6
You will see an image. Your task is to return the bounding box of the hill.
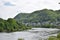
[14,9,60,28]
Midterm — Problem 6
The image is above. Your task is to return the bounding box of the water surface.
[0,28,60,40]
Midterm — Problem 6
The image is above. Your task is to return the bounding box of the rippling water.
[0,28,60,40]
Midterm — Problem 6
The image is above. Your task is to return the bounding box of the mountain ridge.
[14,9,60,27]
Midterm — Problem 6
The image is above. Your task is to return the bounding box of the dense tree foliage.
[0,18,31,32]
[14,9,60,28]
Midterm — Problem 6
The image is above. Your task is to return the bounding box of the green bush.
[48,36,59,40]
[57,33,60,38]
[48,33,60,40]
[18,38,24,40]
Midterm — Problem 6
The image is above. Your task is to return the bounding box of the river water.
[0,28,60,40]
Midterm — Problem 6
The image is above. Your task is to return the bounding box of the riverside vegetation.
[18,38,24,40]
[48,33,60,40]
[0,18,31,32]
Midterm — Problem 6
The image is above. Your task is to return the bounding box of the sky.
[0,0,60,19]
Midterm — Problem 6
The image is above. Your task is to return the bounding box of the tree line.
[0,18,31,32]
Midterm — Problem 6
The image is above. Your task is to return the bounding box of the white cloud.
[0,0,60,19]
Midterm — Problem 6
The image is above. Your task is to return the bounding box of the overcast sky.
[0,0,60,19]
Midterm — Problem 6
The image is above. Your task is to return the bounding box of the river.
[0,28,60,40]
